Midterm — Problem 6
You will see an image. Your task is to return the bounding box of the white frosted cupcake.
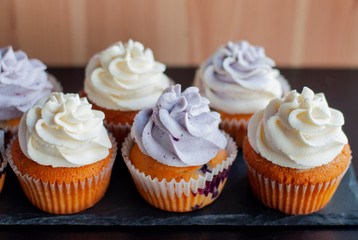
[244,87,351,214]
[194,41,289,147]
[7,93,117,214]
[83,39,172,144]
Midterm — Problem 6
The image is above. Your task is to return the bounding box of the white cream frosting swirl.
[197,41,283,114]
[248,87,348,169]
[84,39,171,111]
[19,93,112,168]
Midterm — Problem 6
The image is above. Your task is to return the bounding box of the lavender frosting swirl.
[0,46,53,120]
[131,84,227,167]
[197,41,283,114]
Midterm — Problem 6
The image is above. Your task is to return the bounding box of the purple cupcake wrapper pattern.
[121,132,237,199]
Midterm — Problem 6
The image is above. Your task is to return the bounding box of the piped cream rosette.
[84,40,172,145]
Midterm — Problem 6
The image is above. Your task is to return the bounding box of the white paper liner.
[6,133,117,214]
[220,117,249,148]
[0,130,7,193]
[221,117,249,132]
[1,123,18,152]
[105,120,132,146]
[0,130,8,171]
[245,160,349,215]
[121,132,237,211]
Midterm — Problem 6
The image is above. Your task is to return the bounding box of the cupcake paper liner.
[220,117,249,148]
[122,133,238,212]
[0,130,7,194]
[245,160,349,215]
[105,121,131,147]
[7,133,117,214]
[2,125,18,146]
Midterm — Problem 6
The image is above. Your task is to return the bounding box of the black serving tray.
[0,149,357,226]
[0,67,357,227]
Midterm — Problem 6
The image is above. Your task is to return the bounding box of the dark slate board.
[0,150,357,226]
[1,67,357,227]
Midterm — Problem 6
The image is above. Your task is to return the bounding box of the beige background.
[0,0,358,67]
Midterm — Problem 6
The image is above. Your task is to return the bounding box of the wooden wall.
[1,0,358,67]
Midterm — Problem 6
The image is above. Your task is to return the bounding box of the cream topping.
[248,87,348,169]
[19,93,112,168]
[197,41,283,114]
[84,39,171,111]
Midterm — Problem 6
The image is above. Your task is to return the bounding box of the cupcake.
[7,92,117,214]
[122,84,237,212]
[244,87,351,215]
[0,46,62,141]
[83,39,171,144]
[194,41,289,147]
[0,130,7,194]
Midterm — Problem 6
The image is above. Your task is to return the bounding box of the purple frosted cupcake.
[122,84,237,212]
[194,41,290,147]
[0,46,62,140]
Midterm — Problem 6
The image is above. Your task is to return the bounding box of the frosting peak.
[213,41,275,87]
[248,87,348,169]
[197,41,283,114]
[19,93,112,168]
[0,46,53,120]
[84,39,171,111]
[132,84,227,167]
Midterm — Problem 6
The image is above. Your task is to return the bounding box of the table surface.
[1,67,358,239]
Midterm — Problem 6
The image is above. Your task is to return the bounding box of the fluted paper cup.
[220,117,249,148]
[122,133,238,212]
[7,134,117,214]
[245,160,349,215]
[0,130,7,194]
[105,121,131,147]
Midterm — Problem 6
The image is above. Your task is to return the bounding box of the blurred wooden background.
[1,0,358,67]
